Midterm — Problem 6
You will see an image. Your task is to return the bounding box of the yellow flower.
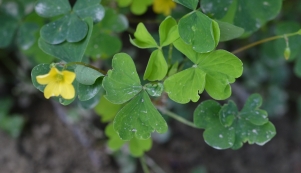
[36,67,76,99]
[153,0,176,16]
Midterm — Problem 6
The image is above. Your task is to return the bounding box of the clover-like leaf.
[77,78,103,101]
[216,20,244,42]
[100,8,128,33]
[159,16,179,46]
[117,0,153,15]
[178,11,220,53]
[164,67,206,104]
[75,65,104,85]
[164,39,242,103]
[145,83,164,97]
[201,0,282,35]
[95,96,123,123]
[73,0,104,23]
[78,90,102,109]
[0,16,18,48]
[102,53,142,104]
[38,18,93,62]
[114,90,168,140]
[17,22,39,50]
[40,13,88,44]
[105,123,152,157]
[194,94,276,150]
[130,23,158,48]
[174,0,199,10]
[144,49,168,81]
[35,0,71,18]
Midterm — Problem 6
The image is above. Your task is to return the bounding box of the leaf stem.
[168,44,173,66]
[231,31,299,54]
[159,108,198,128]
[65,62,107,74]
[140,155,150,173]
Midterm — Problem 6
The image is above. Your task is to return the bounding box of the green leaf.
[201,0,282,35]
[129,137,152,157]
[130,23,158,49]
[75,65,104,85]
[174,0,199,10]
[31,63,51,92]
[215,20,244,42]
[117,0,132,7]
[165,39,243,103]
[0,114,25,138]
[194,94,276,150]
[38,18,93,62]
[78,90,102,109]
[159,16,179,46]
[95,96,123,123]
[103,53,142,104]
[17,22,39,50]
[40,14,88,44]
[0,98,13,116]
[73,0,105,23]
[0,0,24,19]
[164,67,206,104]
[145,83,164,97]
[86,28,122,59]
[100,8,128,33]
[77,78,103,101]
[105,123,126,151]
[178,11,220,53]
[114,90,168,140]
[0,16,18,48]
[144,49,168,81]
[35,0,71,18]
[131,0,153,15]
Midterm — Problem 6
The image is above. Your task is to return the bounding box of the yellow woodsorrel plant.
[2,0,301,172]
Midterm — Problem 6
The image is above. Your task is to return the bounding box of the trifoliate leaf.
[77,77,103,101]
[105,123,126,151]
[178,11,220,53]
[78,90,102,109]
[174,0,199,10]
[17,22,39,50]
[105,123,152,157]
[73,0,104,23]
[100,8,128,33]
[0,15,18,48]
[75,65,104,85]
[145,83,164,97]
[164,39,242,103]
[164,67,206,104]
[35,0,71,18]
[95,96,123,123]
[159,16,179,46]
[129,136,152,157]
[40,13,88,44]
[114,90,168,140]
[201,0,282,35]
[0,0,25,20]
[215,20,244,42]
[130,23,158,49]
[102,53,142,104]
[194,94,276,150]
[38,18,93,62]
[144,49,168,81]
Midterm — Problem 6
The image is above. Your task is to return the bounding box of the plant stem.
[140,156,150,173]
[65,62,107,74]
[159,108,198,128]
[168,44,173,66]
[231,31,299,54]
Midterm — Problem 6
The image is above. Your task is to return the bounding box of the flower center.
[56,74,64,82]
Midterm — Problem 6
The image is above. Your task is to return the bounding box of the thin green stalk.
[140,156,150,173]
[231,31,300,54]
[168,44,173,66]
[160,109,198,128]
[65,62,107,74]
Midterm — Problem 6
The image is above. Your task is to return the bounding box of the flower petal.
[60,84,75,99]
[44,82,61,99]
[62,70,76,84]
[36,67,59,85]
